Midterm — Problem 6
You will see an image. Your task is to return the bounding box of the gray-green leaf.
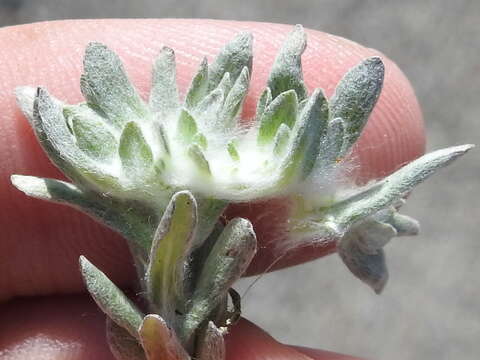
[32,88,117,191]
[119,122,154,178]
[321,117,345,166]
[208,32,253,91]
[326,144,474,231]
[81,42,148,128]
[182,218,256,340]
[330,57,384,152]
[221,66,250,128]
[267,24,307,101]
[185,57,209,110]
[255,87,272,121]
[149,47,180,119]
[11,175,156,261]
[257,90,298,146]
[177,108,198,143]
[65,105,118,162]
[273,123,291,157]
[280,88,329,182]
[338,235,388,294]
[80,256,144,338]
[188,144,211,177]
[195,88,225,125]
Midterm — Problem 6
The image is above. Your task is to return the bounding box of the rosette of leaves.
[11,25,472,359]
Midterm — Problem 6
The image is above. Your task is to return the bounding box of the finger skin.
[0,295,362,360]
[0,19,425,300]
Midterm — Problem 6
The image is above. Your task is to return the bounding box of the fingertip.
[226,318,362,360]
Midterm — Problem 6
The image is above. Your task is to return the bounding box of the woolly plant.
[11,24,472,360]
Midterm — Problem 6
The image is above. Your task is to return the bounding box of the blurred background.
[0,1,478,359]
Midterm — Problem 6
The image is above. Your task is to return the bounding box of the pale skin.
[0,19,425,359]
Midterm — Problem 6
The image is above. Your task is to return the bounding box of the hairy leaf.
[182,218,256,339]
[177,108,198,143]
[255,87,272,121]
[188,144,211,176]
[280,88,328,182]
[65,105,118,162]
[338,234,388,294]
[257,90,298,146]
[32,88,118,191]
[185,58,209,110]
[150,47,180,118]
[81,42,148,127]
[80,256,144,338]
[273,123,291,157]
[267,25,307,101]
[221,66,250,128]
[146,191,197,319]
[327,144,474,231]
[11,175,156,259]
[208,32,253,91]
[119,122,154,177]
[330,57,384,152]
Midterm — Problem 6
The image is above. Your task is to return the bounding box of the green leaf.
[79,256,144,338]
[193,198,229,251]
[188,144,212,177]
[149,47,180,119]
[139,314,189,360]
[208,32,253,91]
[255,87,272,121]
[273,123,291,157]
[221,66,250,129]
[32,88,118,191]
[11,175,156,260]
[326,144,474,231]
[227,141,240,162]
[330,57,385,152]
[216,72,232,97]
[196,322,225,360]
[193,132,208,150]
[182,218,256,340]
[185,57,209,110]
[267,24,307,101]
[146,191,197,320]
[119,122,154,178]
[195,88,225,125]
[64,105,118,162]
[106,318,146,360]
[80,42,148,128]
[257,90,298,146]
[154,121,171,156]
[177,108,198,143]
[280,88,329,183]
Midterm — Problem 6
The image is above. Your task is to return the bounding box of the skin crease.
[0,19,425,359]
